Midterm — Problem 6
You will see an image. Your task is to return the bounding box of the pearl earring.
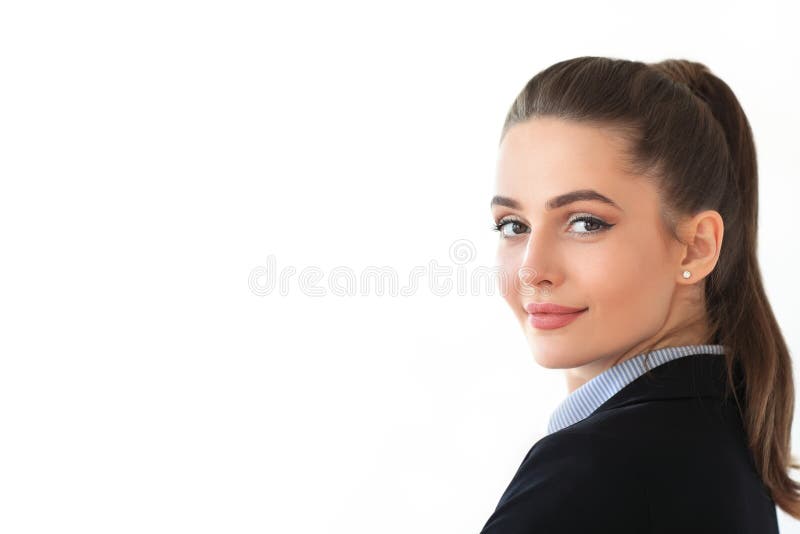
[682,270,691,279]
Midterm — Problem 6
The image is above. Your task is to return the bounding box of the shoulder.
[515,427,638,484]
[480,428,648,534]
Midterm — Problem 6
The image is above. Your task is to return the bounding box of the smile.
[527,309,587,330]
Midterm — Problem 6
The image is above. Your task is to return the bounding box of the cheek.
[495,246,523,310]
[579,238,674,326]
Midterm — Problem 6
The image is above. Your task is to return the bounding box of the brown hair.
[499,56,800,518]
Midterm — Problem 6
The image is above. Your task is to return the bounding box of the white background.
[1,0,798,532]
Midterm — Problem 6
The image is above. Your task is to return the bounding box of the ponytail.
[652,59,800,517]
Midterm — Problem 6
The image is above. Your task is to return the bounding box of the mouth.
[526,308,588,330]
[524,302,588,315]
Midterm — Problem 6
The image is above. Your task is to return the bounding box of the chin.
[533,355,572,369]
[529,348,573,369]
[526,337,586,369]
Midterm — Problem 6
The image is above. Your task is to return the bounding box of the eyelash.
[491,214,614,239]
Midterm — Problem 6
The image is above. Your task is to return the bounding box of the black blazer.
[479,353,779,533]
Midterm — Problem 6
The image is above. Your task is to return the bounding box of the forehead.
[495,117,643,207]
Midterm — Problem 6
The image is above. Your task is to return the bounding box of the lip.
[524,302,588,330]
[524,302,588,314]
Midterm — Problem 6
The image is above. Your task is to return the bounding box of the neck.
[564,319,712,394]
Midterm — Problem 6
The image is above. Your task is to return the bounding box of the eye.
[567,214,614,237]
[491,214,615,240]
[491,217,530,239]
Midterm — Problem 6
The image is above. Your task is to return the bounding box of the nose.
[517,232,558,295]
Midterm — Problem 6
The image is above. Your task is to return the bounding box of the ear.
[676,210,724,284]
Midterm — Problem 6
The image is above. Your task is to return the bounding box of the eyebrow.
[490,189,623,212]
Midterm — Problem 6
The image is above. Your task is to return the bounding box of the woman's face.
[492,117,693,384]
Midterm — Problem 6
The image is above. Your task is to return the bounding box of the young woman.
[480,56,799,532]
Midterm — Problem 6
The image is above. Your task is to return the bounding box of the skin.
[491,117,724,394]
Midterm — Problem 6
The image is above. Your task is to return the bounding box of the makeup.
[524,302,588,330]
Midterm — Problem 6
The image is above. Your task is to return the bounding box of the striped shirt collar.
[546,344,727,435]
